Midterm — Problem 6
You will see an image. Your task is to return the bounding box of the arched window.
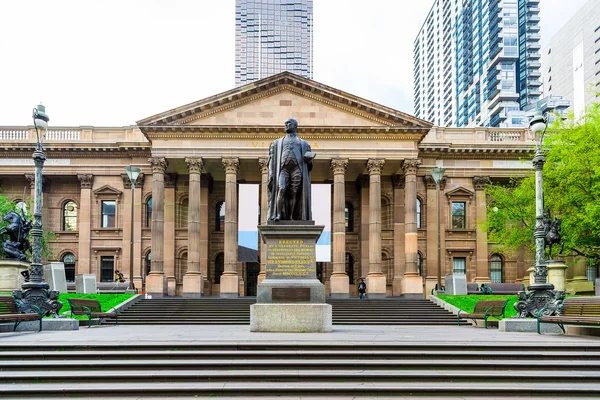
[215,201,225,231]
[177,197,188,228]
[214,253,224,284]
[145,197,152,228]
[416,198,422,229]
[145,252,152,276]
[176,252,188,283]
[62,253,76,282]
[490,254,503,283]
[383,252,393,282]
[382,197,392,230]
[345,253,355,284]
[417,252,423,276]
[345,202,354,232]
[15,200,27,215]
[63,201,78,231]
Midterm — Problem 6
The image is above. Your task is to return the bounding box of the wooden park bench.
[457,299,508,329]
[537,296,600,335]
[67,298,118,328]
[481,283,525,295]
[0,295,43,332]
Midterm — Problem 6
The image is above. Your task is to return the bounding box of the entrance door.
[246,262,260,296]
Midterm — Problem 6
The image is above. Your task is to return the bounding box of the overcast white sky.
[0,0,589,127]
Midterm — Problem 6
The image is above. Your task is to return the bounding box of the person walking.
[358,278,366,300]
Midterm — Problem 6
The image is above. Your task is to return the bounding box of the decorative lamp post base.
[514,282,565,319]
[13,284,62,317]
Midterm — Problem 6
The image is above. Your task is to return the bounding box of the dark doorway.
[246,262,260,296]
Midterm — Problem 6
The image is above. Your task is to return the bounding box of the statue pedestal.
[546,260,568,291]
[0,260,28,292]
[251,222,332,332]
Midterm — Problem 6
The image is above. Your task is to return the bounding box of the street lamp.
[514,109,564,317]
[13,104,62,316]
[431,167,445,293]
[125,166,141,292]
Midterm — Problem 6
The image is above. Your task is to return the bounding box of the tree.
[485,102,600,263]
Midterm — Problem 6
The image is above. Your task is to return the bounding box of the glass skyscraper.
[235,0,313,87]
[414,0,541,127]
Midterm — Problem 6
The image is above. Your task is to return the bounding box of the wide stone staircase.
[105,297,463,325]
[2,341,600,398]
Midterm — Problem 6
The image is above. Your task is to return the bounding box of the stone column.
[221,158,239,298]
[392,174,405,296]
[330,158,349,298]
[473,176,491,283]
[358,175,370,280]
[366,159,386,298]
[183,158,204,298]
[164,173,177,296]
[133,173,144,289]
[258,157,269,285]
[401,159,423,298]
[200,174,211,290]
[146,157,168,296]
[77,174,93,275]
[567,257,594,293]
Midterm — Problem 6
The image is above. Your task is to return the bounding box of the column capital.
[149,157,168,174]
[331,158,349,175]
[164,173,177,188]
[424,175,447,190]
[402,159,421,175]
[222,157,240,174]
[473,176,489,191]
[366,158,385,175]
[392,174,405,189]
[77,174,94,189]
[185,157,204,174]
[258,157,269,175]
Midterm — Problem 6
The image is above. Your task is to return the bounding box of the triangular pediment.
[93,185,122,198]
[137,72,432,130]
[445,187,474,198]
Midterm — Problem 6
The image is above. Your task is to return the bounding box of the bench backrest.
[484,283,525,293]
[467,283,479,292]
[560,297,600,317]
[68,298,102,314]
[0,295,19,315]
[473,300,508,315]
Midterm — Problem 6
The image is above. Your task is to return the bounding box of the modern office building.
[235,0,313,87]
[414,0,542,128]
[543,0,600,119]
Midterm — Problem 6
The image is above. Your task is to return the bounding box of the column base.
[392,277,403,297]
[329,273,349,298]
[145,273,167,297]
[183,272,204,298]
[366,274,386,298]
[167,276,176,296]
[401,274,423,298]
[220,273,239,298]
[547,260,568,291]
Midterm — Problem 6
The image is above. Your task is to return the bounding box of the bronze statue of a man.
[267,118,315,221]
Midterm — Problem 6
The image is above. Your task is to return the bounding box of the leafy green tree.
[485,102,600,263]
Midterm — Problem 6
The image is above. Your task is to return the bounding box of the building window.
[145,252,152,276]
[417,252,423,276]
[214,253,224,284]
[345,253,354,284]
[176,252,187,283]
[63,201,78,231]
[101,200,116,228]
[62,253,76,282]
[417,198,422,229]
[215,201,225,231]
[177,198,188,228]
[453,257,466,275]
[490,254,503,283]
[451,202,466,229]
[145,197,152,228]
[100,256,114,282]
[345,202,354,232]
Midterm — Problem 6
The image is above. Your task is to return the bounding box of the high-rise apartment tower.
[414,0,542,127]
[235,0,313,87]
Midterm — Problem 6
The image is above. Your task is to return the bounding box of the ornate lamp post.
[125,166,141,292]
[514,110,565,317]
[431,167,445,293]
[13,105,62,316]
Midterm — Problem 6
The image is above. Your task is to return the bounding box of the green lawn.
[437,294,519,319]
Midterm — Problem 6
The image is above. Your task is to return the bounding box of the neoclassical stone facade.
[0,72,541,297]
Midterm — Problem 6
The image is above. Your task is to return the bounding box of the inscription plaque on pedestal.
[267,239,316,279]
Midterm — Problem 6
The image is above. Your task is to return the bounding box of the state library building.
[0,72,548,298]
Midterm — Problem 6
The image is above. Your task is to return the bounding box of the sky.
[0,0,590,127]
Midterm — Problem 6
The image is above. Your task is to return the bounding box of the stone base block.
[219,274,239,298]
[182,273,204,298]
[392,277,403,297]
[0,318,79,333]
[566,279,594,294]
[499,318,563,334]
[366,274,386,298]
[250,303,332,332]
[329,274,349,298]
[146,273,167,297]
[257,279,325,303]
[0,260,28,292]
[401,275,424,298]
